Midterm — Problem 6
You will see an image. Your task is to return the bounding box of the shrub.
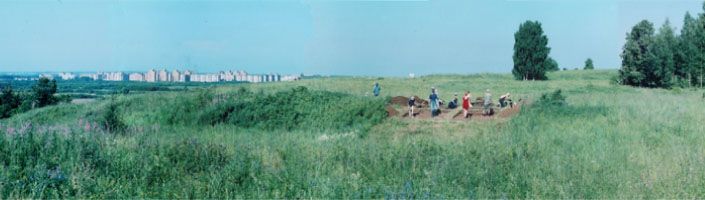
[101,96,126,133]
[537,89,566,106]
[196,86,387,132]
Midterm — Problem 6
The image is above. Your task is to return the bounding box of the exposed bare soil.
[387,96,531,121]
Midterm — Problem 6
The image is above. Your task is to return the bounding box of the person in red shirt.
[462,92,472,118]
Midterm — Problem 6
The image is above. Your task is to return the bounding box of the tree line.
[619,2,705,88]
[0,77,71,119]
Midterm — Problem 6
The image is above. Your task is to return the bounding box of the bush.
[196,86,387,132]
[537,89,566,106]
[101,96,126,133]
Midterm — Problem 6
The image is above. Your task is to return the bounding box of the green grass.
[2,69,705,198]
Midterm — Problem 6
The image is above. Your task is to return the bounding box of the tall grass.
[2,70,705,198]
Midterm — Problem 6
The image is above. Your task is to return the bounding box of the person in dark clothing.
[499,93,510,108]
[408,96,415,118]
[447,93,458,109]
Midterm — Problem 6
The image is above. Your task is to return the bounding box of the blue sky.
[0,0,702,76]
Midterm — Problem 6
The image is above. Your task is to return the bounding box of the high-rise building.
[222,70,235,81]
[172,70,182,82]
[158,69,169,82]
[129,73,145,81]
[146,69,157,82]
[58,72,76,80]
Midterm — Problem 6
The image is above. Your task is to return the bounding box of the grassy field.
[2,70,705,198]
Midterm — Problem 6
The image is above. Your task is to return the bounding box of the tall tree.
[697,5,705,88]
[619,20,659,87]
[32,77,58,108]
[0,83,20,119]
[674,12,697,86]
[513,21,552,80]
[652,19,677,87]
[584,58,594,70]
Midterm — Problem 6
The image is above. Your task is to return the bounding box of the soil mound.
[497,99,532,118]
[386,94,530,121]
[390,96,429,107]
[386,105,400,117]
[409,109,448,118]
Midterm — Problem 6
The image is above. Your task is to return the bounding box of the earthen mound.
[390,96,429,107]
[386,105,400,117]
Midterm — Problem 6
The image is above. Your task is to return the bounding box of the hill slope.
[2,70,705,198]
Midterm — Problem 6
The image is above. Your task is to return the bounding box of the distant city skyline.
[0,0,703,76]
[31,69,303,83]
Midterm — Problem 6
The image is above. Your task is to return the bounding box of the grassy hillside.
[2,70,705,198]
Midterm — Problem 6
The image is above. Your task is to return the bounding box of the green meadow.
[2,70,705,198]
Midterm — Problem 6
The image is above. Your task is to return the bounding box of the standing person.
[483,89,492,116]
[462,92,472,118]
[408,96,415,118]
[373,83,381,97]
[429,88,440,117]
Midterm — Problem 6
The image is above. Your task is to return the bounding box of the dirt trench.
[386,96,531,121]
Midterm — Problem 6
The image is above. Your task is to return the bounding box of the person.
[373,83,381,97]
[498,93,510,108]
[429,88,440,117]
[408,96,415,118]
[483,89,492,116]
[447,93,458,109]
[462,92,472,118]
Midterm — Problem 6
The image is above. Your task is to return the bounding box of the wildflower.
[7,127,15,135]
[78,119,83,127]
[64,128,70,137]
[85,123,90,132]
[18,122,31,135]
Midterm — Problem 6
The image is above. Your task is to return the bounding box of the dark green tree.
[674,12,697,86]
[619,20,659,87]
[584,58,594,70]
[652,19,677,87]
[696,7,705,88]
[546,57,559,72]
[0,83,20,119]
[32,77,58,108]
[513,21,553,80]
